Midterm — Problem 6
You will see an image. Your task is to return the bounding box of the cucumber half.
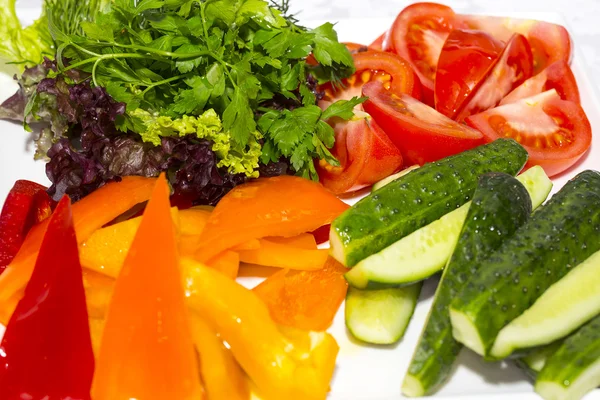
[330,139,528,268]
[371,165,420,192]
[402,172,533,397]
[450,170,600,357]
[345,166,552,289]
[492,248,600,359]
[345,283,421,345]
[535,315,600,400]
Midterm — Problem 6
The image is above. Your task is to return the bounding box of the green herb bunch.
[47,0,362,179]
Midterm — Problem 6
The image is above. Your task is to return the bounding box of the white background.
[5,1,600,399]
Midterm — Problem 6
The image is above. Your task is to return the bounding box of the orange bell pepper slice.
[238,239,329,270]
[195,176,349,262]
[79,207,179,279]
[237,264,280,278]
[82,268,115,320]
[231,239,261,251]
[180,257,338,400]
[190,314,250,400]
[266,233,317,249]
[92,175,203,400]
[206,251,240,279]
[253,257,348,331]
[179,208,211,235]
[0,177,156,307]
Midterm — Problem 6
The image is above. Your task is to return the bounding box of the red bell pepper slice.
[0,196,94,399]
[0,176,156,311]
[0,180,54,271]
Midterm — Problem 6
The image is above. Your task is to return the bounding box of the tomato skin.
[317,114,403,195]
[500,60,580,105]
[466,90,591,177]
[344,42,369,54]
[454,33,533,121]
[434,29,505,118]
[363,81,484,165]
[389,2,465,105]
[320,50,422,107]
[458,15,572,74]
[369,32,387,51]
[353,51,422,99]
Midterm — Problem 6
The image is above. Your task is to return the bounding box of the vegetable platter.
[1,2,600,400]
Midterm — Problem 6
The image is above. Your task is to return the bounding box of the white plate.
[1,7,600,400]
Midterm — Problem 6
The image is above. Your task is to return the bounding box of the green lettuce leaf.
[0,0,53,71]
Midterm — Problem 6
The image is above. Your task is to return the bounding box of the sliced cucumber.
[402,172,533,397]
[372,165,420,192]
[330,139,528,267]
[492,248,600,358]
[535,315,600,400]
[345,283,421,345]
[345,166,552,289]
[450,170,600,357]
[516,341,563,380]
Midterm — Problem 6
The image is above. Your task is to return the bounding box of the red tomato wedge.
[500,60,580,105]
[434,29,505,118]
[316,113,403,195]
[369,32,387,51]
[317,50,414,194]
[454,33,533,121]
[389,2,466,104]
[320,50,421,107]
[343,42,369,54]
[466,90,592,177]
[458,14,572,74]
[363,81,484,165]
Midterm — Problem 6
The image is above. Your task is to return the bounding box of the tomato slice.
[389,2,465,105]
[316,113,403,195]
[369,32,387,51]
[434,29,505,118]
[500,60,580,105]
[465,90,591,177]
[320,50,421,107]
[363,80,484,165]
[454,33,533,121]
[458,15,572,74]
[343,42,369,54]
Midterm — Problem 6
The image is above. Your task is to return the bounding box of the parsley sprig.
[46,0,362,179]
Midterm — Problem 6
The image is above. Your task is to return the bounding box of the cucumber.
[535,314,600,400]
[492,248,600,359]
[345,166,552,289]
[449,170,600,357]
[402,172,533,397]
[516,341,563,380]
[330,139,528,267]
[345,283,422,345]
[372,165,420,192]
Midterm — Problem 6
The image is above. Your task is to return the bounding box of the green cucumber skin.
[516,341,563,380]
[536,314,600,397]
[331,139,528,267]
[404,173,532,396]
[451,170,600,357]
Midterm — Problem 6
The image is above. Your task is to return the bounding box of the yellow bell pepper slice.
[181,257,338,400]
[190,314,250,400]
